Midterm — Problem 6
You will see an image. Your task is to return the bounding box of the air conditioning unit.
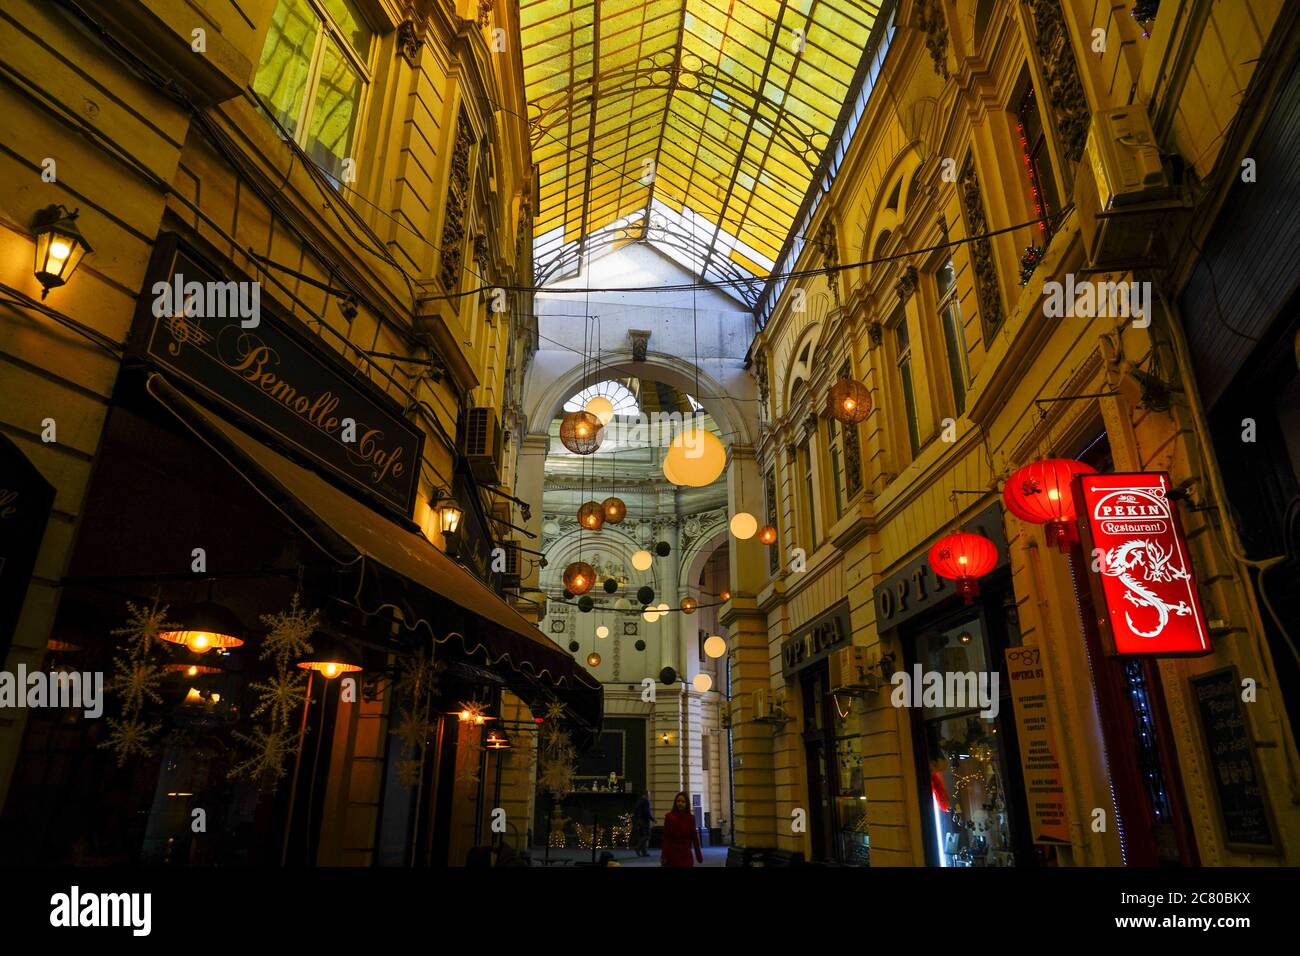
[830,645,878,693]
[1075,105,1185,269]
[461,407,502,482]
[499,539,521,589]
[752,687,792,725]
[752,688,768,721]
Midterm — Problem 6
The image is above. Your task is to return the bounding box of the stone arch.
[681,522,730,598]
[540,524,660,596]
[525,347,755,448]
[781,321,823,415]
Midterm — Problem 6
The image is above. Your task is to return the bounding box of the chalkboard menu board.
[1189,668,1278,853]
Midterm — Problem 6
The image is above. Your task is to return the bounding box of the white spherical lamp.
[596,625,609,639]
[642,609,660,623]
[585,395,615,426]
[729,512,758,539]
[614,597,631,611]
[703,634,727,659]
[631,549,653,571]
[663,426,726,487]
[692,673,713,693]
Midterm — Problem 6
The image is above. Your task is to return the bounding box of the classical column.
[515,432,550,598]
[655,512,680,675]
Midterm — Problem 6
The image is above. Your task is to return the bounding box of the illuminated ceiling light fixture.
[828,378,872,424]
[160,601,245,654]
[559,410,603,455]
[577,500,605,530]
[663,426,726,487]
[703,634,727,658]
[729,512,757,539]
[563,561,596,595]
[585,395,615,425]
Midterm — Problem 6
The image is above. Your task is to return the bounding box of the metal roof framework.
[520,0,883,304]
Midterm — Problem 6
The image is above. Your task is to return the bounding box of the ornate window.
[252,0,374,185]
[935,258,971,416]
[564,380,641,419]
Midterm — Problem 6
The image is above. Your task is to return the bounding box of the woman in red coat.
[659,792,704,867]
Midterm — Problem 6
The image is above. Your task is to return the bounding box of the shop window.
[916,619,1018,867]
[831,692,869,865]
[893,313,922,459]
[935,258,971,416]
[252,0,374,185]
[1016,81,1061,239]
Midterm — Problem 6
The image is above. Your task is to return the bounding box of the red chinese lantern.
[928,532,998,604]
[1002,459,1096,551]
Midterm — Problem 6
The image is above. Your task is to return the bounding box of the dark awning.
[147,374,601,731]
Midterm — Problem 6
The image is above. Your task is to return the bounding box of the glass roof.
[521,0,885,304]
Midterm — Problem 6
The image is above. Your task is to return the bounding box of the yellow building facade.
[0,0,566,865]
[734,0,1300,866]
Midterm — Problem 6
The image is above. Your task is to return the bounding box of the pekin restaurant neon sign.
[1073,472,1212,656]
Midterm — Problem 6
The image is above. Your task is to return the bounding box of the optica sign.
[1073,472,1212,656]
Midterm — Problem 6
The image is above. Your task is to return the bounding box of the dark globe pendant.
[568,640,580,652]
[603,578,618,593]
[578,596,594,612]
[634,640,646,652]
[636,585,655,606]
[655,541,671,557]
[559,410,603,454]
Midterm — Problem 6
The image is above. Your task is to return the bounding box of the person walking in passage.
[659,791,704,867]
[633,790,653,857]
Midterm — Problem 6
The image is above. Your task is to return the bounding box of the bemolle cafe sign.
[130,235,423,516]
[1074,472,1212,656]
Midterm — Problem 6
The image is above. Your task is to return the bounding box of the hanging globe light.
[692,673,713,693]
[577,596,594,612]
[585,395,615,426]
[603,577,618,593]
[928,532,999,604]
[577,501,605,530]
[559,410,603,455]
[656,602,669,614]
[1002,458,1096,551]
[680,597,697,614]
[827,378,872,424]
[631,549,653,571]
[634,639,646,651]
[587,651,602,667]
[642,609,660,623]
[704,634,728,658]
[663,426,726,487]
[720,590,731,601]
[730,512,758,539]
[655,541,671,557]
[596,625,609,639]
[602,497,627,523]
[636,585,655,605]
[563,561,596,595]
[758,525,777,545]
[614,597,631,611]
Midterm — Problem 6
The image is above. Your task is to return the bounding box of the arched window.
[564,380,640,418]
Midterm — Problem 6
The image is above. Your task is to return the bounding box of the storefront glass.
[917,618,1017,867]
[831,694,869,865]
